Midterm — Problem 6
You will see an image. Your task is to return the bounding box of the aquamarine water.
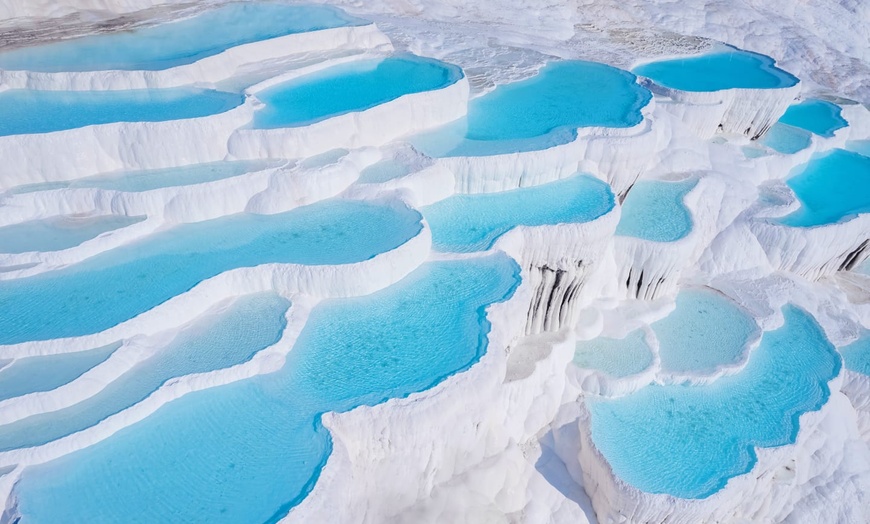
[589,305,840,498]
[777,99,848,138]
[0,293,289,452]
[0,88,243,136]
[357,159,412,184]
[760,123,812,154]
[13,255,520,523]
[841,333,870,375]
[651,289,757,374]
[633,48,798,92]
[616,179,696,242]
[0,4,362,72]
[253,55,462,128]
[0,215,144,254]
[779,149,870,227]
[0,343,119,402]
[411,60,651,156]
[422,175,614,252]
[846,140,870,158]
[0,199,422,345]
[574,330,653,378]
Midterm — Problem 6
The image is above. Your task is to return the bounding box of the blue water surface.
[412,60,651,156]
[422,175,614,252]
[841,333,870,375]
[0,343,120,402]
[633,48,798,92]
[0,293,289,452]
[13,255,520,523]
[0,3,362,72]
[760,123,812,154]
[0,199,422,345]
[589,305,840,498]
[574,330,653,378]
[651,289,757,374]
[0,88,243,136]
[778,99,848,138]
[779,149,870,227]
[616,179,696,242]
[253,55,462,128]
[0,215,144,254]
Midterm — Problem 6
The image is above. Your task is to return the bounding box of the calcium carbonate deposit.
[0,1,869,523]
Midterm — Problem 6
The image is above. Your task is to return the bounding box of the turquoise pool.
[779,149,870,227]
[760,123,812,154]
[0,215,144,254]
[0,3,362,72]
[777,99,848,138]
[422,174,614,252]
[633,48,798,92]
[12,255,520,523]
[411,60,651,156]
[0,343,119,402]
[616,179,696,242]
[0,88,243,136]
[0,199,422,345]
[841,333,870,375]
[589,305,839,498]
[253,55,462,128]
[651,289,757,374]
[574,330,653,378]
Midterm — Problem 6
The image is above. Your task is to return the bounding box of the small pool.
[633,48,798,92]
[0,199,423,345]
[0,88,243,136]
[0,3,362,72]
[357,159,412,184]
[0,293,289,452]
[759,123,812,154]
[574,330,653,378]
[616,179,696,242]
[12,160,283,194]
[0,215,144,254]
[779,149,870,227]
[777,99,848,138]
[589,305,839,498]
[253,55,462,128]
[13,255,520,523]
[651,289,757,374]
[0,343,119,402]
[841,333,870,375]
[422,174,614,252]
[411,60,651,156]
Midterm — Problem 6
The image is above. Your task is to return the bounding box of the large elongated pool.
[0,215,144,254]
[0,88,243,136]
[12,255,520,523]
[633,48,798,92]
[0,3,362,72]
[588,306,839,498]
[253,55,463,128]
[0,199,422,345]
[411,60,651,156]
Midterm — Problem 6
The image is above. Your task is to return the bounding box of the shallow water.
[0,199,422,345]
[0,294,289,452]
[0,3,362,72]
[422,174,614,252]
[633,48,798,92]
[0,215,144,254]
[411,60,651,156]
[13,255,520,523]
[0,343,119,402]
[779,149,870,227]
[357,159,412,184]
[0,88,243,136]
[777,99,847,138]
[253,55,462,128]
[574,330,653,378]
[651,289,757,374]
[841,333,870,375]
[760,123,812,154]
[589,305,839,498]
[616,179,696,242]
